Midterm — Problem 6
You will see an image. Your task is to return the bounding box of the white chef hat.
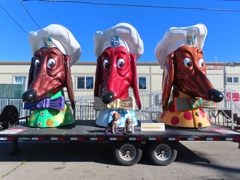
[154,23,207,68]
[93,22,144,60]
[28,24,81,66]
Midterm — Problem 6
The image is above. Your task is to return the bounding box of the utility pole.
[223,64,226,108]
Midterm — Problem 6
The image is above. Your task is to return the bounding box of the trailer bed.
[1,120,240,141]
[1,120,240,166]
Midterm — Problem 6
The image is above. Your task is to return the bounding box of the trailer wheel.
[148,142,177,166]
[113,142,142,166]
[0,105,19,129]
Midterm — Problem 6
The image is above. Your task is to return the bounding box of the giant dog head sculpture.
[24,47,75,109]
[155,24,223,111]
[22,24,81,111]
[93,23,143,110]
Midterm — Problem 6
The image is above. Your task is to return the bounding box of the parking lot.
[0,140,240,180]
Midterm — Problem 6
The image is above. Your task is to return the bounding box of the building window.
[12,76,27,98]
[14,76,26,84]
[227,77,239,83]
[233,77,239,83]
[77,77,94,89]
[138,77,146,89]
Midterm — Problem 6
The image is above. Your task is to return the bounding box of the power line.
[20,1,41,29]
[0,4,28,34]
[21,0,240,12]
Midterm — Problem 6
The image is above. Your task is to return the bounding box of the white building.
[0,61,240,97]
[0,61,240,127]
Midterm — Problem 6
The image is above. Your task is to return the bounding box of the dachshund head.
[22,47,75,110]
[94,46,141,110]
[161,45,223,110]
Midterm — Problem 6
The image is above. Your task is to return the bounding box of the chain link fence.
[0,87,162,122]
[3,84,239,128]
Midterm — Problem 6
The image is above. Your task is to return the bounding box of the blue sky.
[1,0,240,63]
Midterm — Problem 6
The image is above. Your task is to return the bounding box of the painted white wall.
[0,62,240,96]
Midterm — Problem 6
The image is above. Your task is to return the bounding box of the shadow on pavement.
[0,141,210,165]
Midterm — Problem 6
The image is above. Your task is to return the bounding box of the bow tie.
[93,96,135,110]
[174,97,216,111]
[23,96,65,110]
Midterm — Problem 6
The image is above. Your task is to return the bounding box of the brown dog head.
[22,47,75,110]
[161,45,223,110]
[23,24,82,111]
[155,24,224,111]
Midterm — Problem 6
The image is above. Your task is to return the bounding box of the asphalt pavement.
[0,140,240,180]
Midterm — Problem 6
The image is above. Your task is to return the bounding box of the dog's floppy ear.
[94,56,103,97]
[117,113,121,119]
[130,54,141,110]
[130,118,133,124]
[161,52,174,111]
[27,57,35,89]
[64,55,75,110]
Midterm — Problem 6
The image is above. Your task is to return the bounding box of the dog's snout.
[208,89,224,102]
[102,90,114,104]
[22,89,37,102]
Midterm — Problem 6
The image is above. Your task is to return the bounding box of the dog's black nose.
[22,89,37,102]
[102,90,114,104]
[208,89,224,102]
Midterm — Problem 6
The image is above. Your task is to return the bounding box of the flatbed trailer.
[0,117,240,166]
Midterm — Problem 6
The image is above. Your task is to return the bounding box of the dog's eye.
[35,59,40,68]
[103,59,110,69]
[117,58,125,68]
[183,57,192,67]
[198,58,205,67]
[47,58,56,68]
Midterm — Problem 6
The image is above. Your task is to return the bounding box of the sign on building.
[226,92,240,102]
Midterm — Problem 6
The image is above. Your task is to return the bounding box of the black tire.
[147,142,177,166]
[113,142,142,166]
[0,105,19,128]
